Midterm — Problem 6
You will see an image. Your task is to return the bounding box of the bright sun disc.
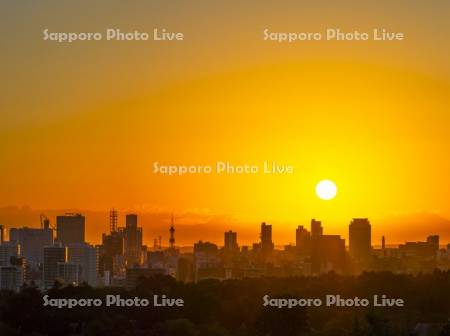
[316,180,337,200]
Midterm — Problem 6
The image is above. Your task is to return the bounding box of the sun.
[315,180,337,200]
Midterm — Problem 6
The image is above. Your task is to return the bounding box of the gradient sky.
[1,0,450,244]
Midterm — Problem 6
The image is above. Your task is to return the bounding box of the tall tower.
[109,209,118,233]
[349,218,372,261]
[124,214,142,266]
[260,222,274,258]
[224,231,238,251]
[169,214,175,249]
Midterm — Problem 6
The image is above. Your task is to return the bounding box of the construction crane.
[40,214,55,230]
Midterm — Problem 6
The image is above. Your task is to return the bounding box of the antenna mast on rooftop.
[169,213,175,249]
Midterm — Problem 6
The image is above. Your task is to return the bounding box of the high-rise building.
[427,235,439,253]
[0,266,23,292]
[123,214,143,266]
[224,231,239,252]
[349,218,372,261]
[317,235,346,272]
[67,243,98,286]
[100,231,124,276]
[296,226,311,256]
[260,222,274,257]
[311,219,323,237]
[193,241,222,280]
[310,219,323,273]
[0,225,4,243]
[57,262,81,285]
[9,227,53,269]
[0,252,25,292]
[43,245,67,289]
[194,241,220,267]
[56,213,85,245]
[308,219,347,274]
[0,242,20,267]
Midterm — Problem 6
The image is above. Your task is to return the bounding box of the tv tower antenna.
[169,213,175,249]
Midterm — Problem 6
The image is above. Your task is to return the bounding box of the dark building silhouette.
[349,218,372,261]
[309,219,346,273]
[125,267,165,289]
[295,225,311,256]
[427,235,439,253]
[9,226,53,269]
[311,219,323,237]
[317,235,346,272]
[224,230,239,252]
[194,241,223,280]
[260,222,274,258]
[123,214,143,266]
[43,245,67,289]
[100,231,123,275]
[56,262,80,286]
[67,242,98,286]
[399,235,440,258]
[56,213,85,245]
[310,219,323,273]
[100,209,124,276]
[0,266,22,291]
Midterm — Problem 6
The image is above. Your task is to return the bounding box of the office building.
[0,225,4,243]
[427,235,439,253]
[9,227,53,269]
[57,262,81,285]
[194,241,223,280]
[0,266,23,291]
[123,214,143,266]
[43,245,67,289]
[0,242,20,267]
[260,222,274,257]
[296,225,311,256]
[349,218,372,261]
[100,231,124,276]
[56,213,85,245]
[68,243,98,286]
[311,219,323,237]
[224,230,239,252]
[318,235,346,272]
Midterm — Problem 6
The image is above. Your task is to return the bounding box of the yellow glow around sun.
[316,180,337,200]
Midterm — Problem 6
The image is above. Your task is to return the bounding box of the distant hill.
[375,212,450,245]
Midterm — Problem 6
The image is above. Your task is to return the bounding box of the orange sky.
[1,1,450,244]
